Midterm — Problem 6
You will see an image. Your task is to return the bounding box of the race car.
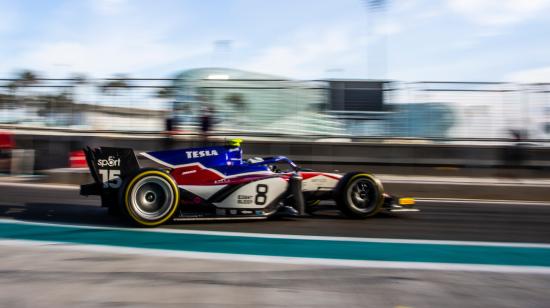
[80,139,416,227]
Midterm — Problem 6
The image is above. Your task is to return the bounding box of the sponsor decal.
[240,210,253,215]
[237,195,254,205]
[97,156,120,168]
[229,209,237,215]
[98,169,121,189]
[180,170,197,176]
[247,157,264,164]
[214,179,231,184]
[186,149,219,159]
[216,209,226,216]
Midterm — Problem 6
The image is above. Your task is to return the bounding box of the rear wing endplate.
[81,147,140,196]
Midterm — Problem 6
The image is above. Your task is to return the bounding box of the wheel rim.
[346,178,378,213]
[130,176,174,221]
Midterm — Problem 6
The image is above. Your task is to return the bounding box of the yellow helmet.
[228,138,242,147]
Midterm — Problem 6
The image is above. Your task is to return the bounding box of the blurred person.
[164,112,175,149]
[200,105,214,145]
[502,129,528,169]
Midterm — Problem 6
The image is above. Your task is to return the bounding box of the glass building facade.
[172,68,346,135]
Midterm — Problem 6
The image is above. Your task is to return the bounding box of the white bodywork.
[213,177,288,209]
[302,174,340,192]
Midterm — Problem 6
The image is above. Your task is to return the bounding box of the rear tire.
[335,173,384,219]
[119,168,179,227]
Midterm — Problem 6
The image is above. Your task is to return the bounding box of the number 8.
[255,184,268,205]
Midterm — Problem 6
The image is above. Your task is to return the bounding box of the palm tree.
[6,81,17,97]
[4,71,36,108]
[226,93,246,111]
[71,73,87,86]
[14,70,40,99]
[99,75,131,109]
[18,70,39,92]
[2,81,18,109]
[100,77,129,96]
[156,86,176,99]
[18,70,38,86]
[67,73,88,125]
[69,73,88,99]
[225,93,247,126]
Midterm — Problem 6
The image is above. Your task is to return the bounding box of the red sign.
[69,150,87,168]
[0,131,14,149]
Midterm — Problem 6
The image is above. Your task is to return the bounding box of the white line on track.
[1,239,550,274]
[382,179,550,187]
[416,198,550,206]
[2,175,550,189]
[0,182,547,207]
[2,218,550,249]
[0,182,79,190]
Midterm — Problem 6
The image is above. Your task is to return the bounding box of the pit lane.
[0,184,548,243]
[1,183,550,306]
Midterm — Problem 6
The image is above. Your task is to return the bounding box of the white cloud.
[240,26,363,79]
[393,0,422,13]
[0,2,401,80]
[239,18,401,79]
[0,2,211,77]
[506,66,550,83]
[448,0,550,25]
[13,38,208,77]
[373,21,401,36]
[91,0,128,15]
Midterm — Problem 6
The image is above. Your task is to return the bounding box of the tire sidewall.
[335,172,384,218]
[119,168,179,227]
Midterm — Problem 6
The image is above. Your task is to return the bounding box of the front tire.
[120,169,179,227]
[335,173,384,219]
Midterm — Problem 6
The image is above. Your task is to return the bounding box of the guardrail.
[11,132,550,175]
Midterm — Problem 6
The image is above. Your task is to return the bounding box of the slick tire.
[119,168,179,227]
[335,172,384,219]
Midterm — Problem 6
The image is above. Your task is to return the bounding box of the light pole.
[362,0,388,79]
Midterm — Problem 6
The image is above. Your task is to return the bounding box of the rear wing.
[80,147,140,196]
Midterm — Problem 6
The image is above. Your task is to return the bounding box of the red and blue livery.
[80,140,416,227]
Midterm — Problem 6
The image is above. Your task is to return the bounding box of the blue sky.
[1,0,550,81]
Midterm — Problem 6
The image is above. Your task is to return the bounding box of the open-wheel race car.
[80,139,416,227]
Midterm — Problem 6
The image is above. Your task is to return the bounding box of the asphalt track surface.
[0,184,549,243]
[1,184,550,307]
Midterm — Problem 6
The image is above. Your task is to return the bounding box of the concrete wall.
[12,133,550,175]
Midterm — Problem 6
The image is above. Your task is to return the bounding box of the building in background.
[0,98,166,132]
[324,79,456,138]
[172,68,346,135]
[6,70,534,139]
[171,69,457,138]
[328,80,386,112]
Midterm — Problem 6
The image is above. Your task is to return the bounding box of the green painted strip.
[1,221,550,267]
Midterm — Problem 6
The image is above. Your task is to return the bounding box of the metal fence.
[1,78,549,140]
